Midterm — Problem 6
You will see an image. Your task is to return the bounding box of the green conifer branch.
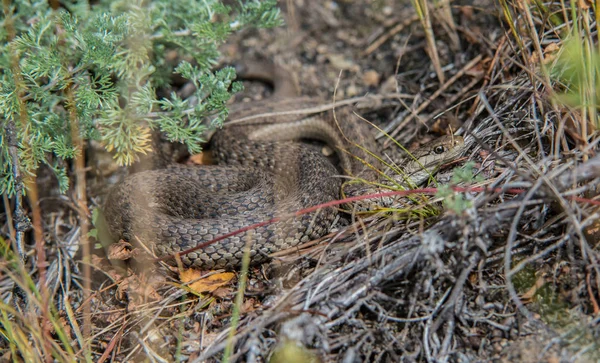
[0,0,282,196]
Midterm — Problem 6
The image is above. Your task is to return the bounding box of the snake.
[103,64,465,269]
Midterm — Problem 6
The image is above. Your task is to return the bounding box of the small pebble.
[346,83,358,97]
[363,70,381,87]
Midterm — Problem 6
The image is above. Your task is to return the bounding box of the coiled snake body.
[104,71,465,269]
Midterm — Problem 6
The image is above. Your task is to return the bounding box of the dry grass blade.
[412,0,445,84]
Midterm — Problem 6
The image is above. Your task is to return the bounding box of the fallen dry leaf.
[543,42,560,64]
[117,273,162,305]
[469,272,478,285]
[188,151,214,165]
[180,269,235,294]
[579,0,592,9]
[520,275,546,303]
[212,287,233,298]
[362,70,380,87]
[107,240,138,261]
[583,217,600,247]
[241,298,256,313]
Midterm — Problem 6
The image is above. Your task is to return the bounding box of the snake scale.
[104,64,465,269]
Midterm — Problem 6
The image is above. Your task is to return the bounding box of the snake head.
[398,135,466,187]
[343,134,466,211]
[413,135,465,165]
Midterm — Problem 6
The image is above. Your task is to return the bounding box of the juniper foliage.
[0,0,282,196]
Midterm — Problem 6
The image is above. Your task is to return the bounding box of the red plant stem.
[155,186,599,263]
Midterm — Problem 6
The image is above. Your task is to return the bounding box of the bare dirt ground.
[3,0,599,362]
